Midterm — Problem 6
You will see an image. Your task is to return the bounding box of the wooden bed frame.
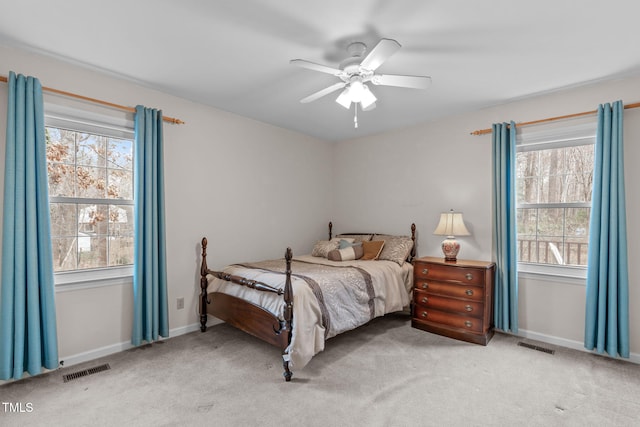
[199,222,416,381]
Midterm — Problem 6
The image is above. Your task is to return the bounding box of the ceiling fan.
[290,38,432,127]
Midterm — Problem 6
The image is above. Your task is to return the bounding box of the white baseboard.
[59,322,202,368]
[516,328,640,365]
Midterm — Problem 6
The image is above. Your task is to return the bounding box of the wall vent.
[62,363,111,383]
[517,341,555,355]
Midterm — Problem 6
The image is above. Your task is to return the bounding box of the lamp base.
[441,237,460,262]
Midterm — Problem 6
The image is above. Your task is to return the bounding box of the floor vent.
[63,363,111,383]
[518,341,555,355]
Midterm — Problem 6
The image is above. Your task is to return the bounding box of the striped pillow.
[327,244,364,261]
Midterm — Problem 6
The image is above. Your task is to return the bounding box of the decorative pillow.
[311,239,339,258]
[327,245,364,261]
[339,238,358,249]
[336,234,373,243]
[374,234,414,266]
[361,240,385,260]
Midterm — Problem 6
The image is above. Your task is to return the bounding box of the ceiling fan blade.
[359,38,401,71]
[290,59,343,76]
[300,82,346,103]
[371,74,432,89]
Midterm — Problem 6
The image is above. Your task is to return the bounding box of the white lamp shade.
[335,83,377,110]
[336,88,352,109]
[433,210,470,237]
[359,85,377,109]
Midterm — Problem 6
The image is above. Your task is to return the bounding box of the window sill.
[54,265,133,292]
[518,262,586,286]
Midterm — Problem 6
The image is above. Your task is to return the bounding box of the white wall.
[0,43,333,363]
[1,41,638,365]
[334,75,640,358]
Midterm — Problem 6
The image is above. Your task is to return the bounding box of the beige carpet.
[2,313,639,426]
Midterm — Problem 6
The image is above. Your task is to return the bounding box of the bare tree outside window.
[47,127,134,272]
[516,143,594,266]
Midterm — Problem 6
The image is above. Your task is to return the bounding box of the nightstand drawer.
[414,280,484,301]
[414,290,484,317]
[414,263,485,286]
[413,308,483,333]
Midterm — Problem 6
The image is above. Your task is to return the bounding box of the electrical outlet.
[176,297,184,310]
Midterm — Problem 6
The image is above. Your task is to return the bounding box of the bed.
[199,222,416,381]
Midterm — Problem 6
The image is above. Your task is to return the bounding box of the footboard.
[199,237,294,381]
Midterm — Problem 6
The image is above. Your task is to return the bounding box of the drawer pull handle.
[465,305,473,312]
[465,273,473,281]
[464,321,472,328]
[422,268,429,275]
[421,297,429,304]
[465,289,474,296]
[421,283,429,289]
[421,311,428,318]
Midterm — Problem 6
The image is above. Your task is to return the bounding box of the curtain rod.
[470,101,640,136]
[0,75,184,125]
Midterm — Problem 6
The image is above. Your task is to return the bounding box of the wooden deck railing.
[517,239,588,266]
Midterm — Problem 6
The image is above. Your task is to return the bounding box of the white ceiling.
[2,0,640,141]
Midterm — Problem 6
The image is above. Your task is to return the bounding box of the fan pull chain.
[354,103,358,128]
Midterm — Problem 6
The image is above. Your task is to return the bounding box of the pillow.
[327,245,364,261]
[311,238,355,258]
[336,234,373,243]
[311,239,339,258]
[339,239,359,249]
[361,240,385,260]
[374,234,414,266]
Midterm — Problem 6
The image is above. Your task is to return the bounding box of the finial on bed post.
[328,221,333,240]
[199,237,210,332]
[282,247,294,381]
[410,223,417,261]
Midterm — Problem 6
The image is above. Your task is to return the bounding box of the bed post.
[410,223,417,262]
[328,221,333,240]
[199,237,211,332]
[282,247,294,382]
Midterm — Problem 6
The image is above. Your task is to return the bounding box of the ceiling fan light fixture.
[336,88,352,109]
[348,80,365,102]
[359,85,377,109]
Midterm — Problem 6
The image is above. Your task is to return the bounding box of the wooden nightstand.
[412,256,495,345]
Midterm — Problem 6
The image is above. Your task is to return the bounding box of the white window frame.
[515,119,596,282]
[45,103,135,289]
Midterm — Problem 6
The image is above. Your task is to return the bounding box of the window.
[516,120,596,271]
[45,105,134,283]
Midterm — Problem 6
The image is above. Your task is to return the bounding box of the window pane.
[516,205,591,266]
[565,145,594,203]
[76,166,107,198]
[109,235,134,266]
[565,208,590,266]
[52,237,77,271]
[77,235,108,269]
[76,133,107,167]
[50,203,77,236]
[564,237,588,266]
[47,127,77,198]
[78,204,109,236]
[517,208,537,263]
[537,208,564,238]
[108,138,133,170]
[107,169,132,199]
[46,128,75,164]
[109,205,133,236]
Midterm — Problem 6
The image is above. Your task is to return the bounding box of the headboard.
[328,221,417,263]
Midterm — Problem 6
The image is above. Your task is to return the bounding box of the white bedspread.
[206,254,413,370]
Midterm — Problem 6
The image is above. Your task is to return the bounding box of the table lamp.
[433,209,470,261]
